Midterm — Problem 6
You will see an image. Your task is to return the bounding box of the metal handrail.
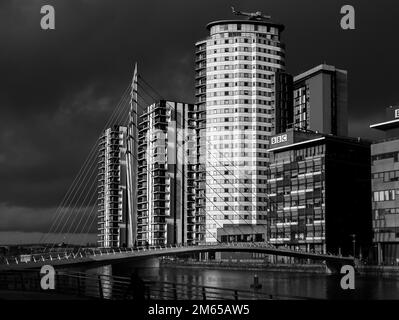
[0,242,353,266]
[0,270,314,300]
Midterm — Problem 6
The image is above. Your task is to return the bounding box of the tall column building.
[97,125,129,248]
[194,41,207,244]
[137,100,197,246]
[292,64,348,136]
[195,15,286,242]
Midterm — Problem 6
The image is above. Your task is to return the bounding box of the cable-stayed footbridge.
[1,64,355,274]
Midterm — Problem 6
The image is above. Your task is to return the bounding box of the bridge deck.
[0,243,354,271]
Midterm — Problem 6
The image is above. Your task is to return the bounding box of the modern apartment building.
[194,40,207,244]
[195,15,287,243]
[292,64,348,136]
[137,100,198,246]
[370,106,399,264]
[97,125,129,248]
[266,129,372,256]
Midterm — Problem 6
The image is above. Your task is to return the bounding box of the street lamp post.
[351,234,356,258]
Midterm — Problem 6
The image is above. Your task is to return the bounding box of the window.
[374,189,397,201]
[372,152,399,162]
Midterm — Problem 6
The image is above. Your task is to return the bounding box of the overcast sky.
[1,0,398,245]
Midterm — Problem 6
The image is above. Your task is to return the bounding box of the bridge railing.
[0,242,234,266]
[0,242,351,267]
[0,270,311,300]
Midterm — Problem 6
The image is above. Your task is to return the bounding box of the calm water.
[84,263,399,300]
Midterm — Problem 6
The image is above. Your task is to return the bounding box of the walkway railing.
[0,270,311,300]
[0,242,351,267]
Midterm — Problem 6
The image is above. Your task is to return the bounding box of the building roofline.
[267,133,370,153]
[206,19,285,31]
[293,64,347,82]
[138,99,196,119]
[267,137,326,153]
[195,38,207,46]
[370,118,399,131]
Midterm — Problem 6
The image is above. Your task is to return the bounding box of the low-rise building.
[266,129,372,256]
[370,106,399,264]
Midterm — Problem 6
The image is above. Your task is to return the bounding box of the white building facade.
[195,19,286,243]
[137,100,198,246]
[98,125,128,248]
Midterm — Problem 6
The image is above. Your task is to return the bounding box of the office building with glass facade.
[370,106,399,264]
[266,129,372,256]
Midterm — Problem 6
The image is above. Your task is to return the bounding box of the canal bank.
[131,264,399,300]
[160,259,327,274]
[357,265,399,278]
[160,259,399,277]
[88,262,399,299]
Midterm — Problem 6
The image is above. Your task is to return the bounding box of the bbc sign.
[271,134,288,145]
[395,109,399,119]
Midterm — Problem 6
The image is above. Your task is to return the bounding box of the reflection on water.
[86,265,113,299]
[85,263,399,300]
[99,265,113,299]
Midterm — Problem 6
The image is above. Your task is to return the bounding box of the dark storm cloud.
[1,0,399,240]
[0,203,96,234]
